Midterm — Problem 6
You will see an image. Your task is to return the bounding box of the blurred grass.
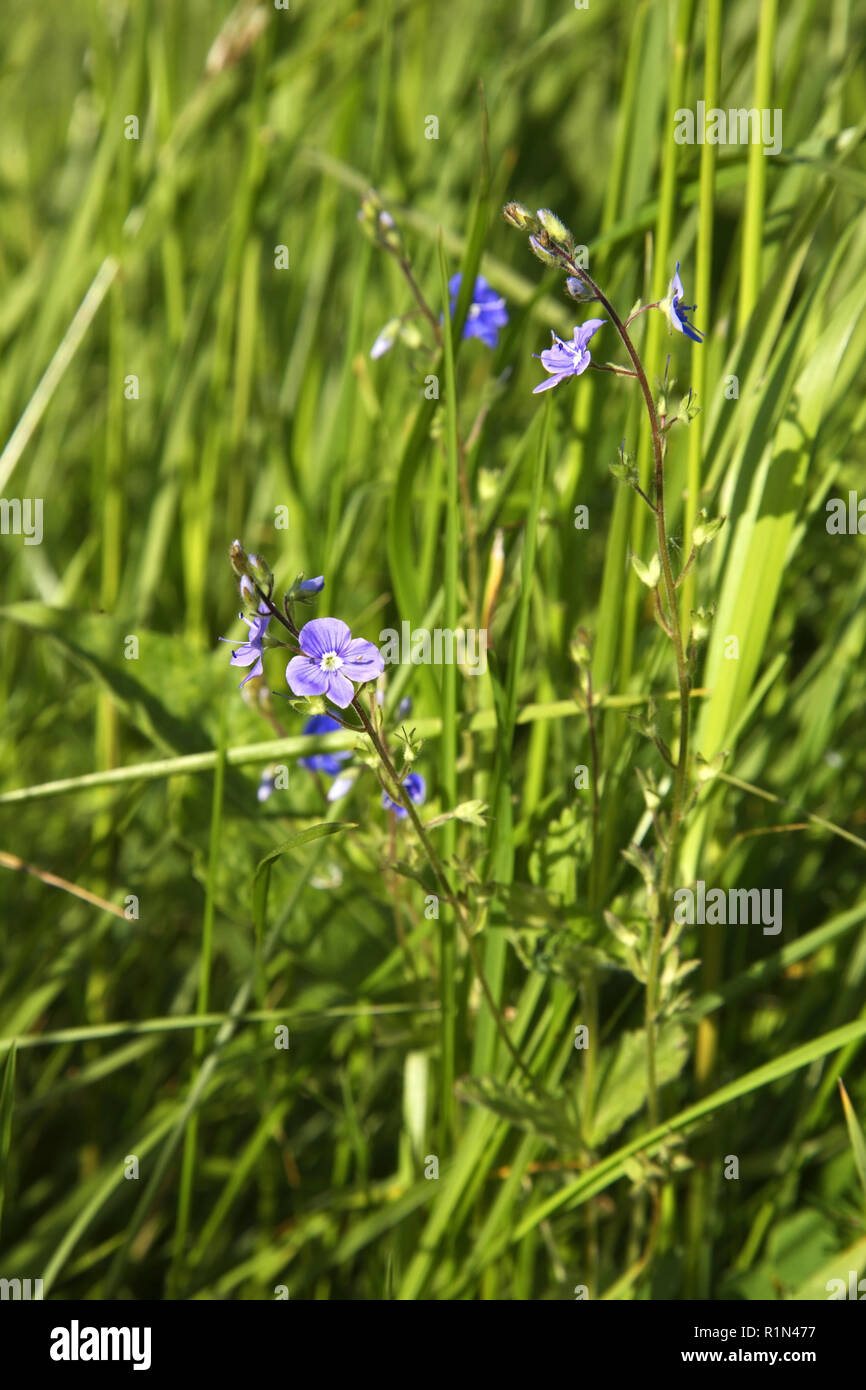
[1,0,866,1300]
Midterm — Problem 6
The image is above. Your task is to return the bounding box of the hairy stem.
[353,695,534,1085]
[568,261,692,1126]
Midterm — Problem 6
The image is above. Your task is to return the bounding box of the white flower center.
[319,650,343,671]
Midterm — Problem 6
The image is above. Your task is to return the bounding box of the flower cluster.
[502,202,703,393]
[224,542,425,821]
[361,191,508,360]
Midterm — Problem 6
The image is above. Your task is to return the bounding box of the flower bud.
[536,208,575,253]
[529,234,560,268]
[239,574,260,612]
[230,539,250,577]
[247,552,273,593]
[502,201,539,232]
[569,627,592,668]
[565,275,595,302]
[288,573,325,603]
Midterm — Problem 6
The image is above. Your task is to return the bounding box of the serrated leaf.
[456,1075,581,1149]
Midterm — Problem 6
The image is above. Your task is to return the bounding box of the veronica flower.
[219,602,271,687]
[298,576,325,593]
[382,772,426,819]
[448,274,508,348]
[667,263,704,343]
[297,714,351,777]
[532,319,606,393]
[286,617,384,708]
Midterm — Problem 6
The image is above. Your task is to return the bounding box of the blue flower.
[532,319,606,393]
[219,602,271,687]
[382,772,426,819]
[297,714,352,777]
[257,768,276,802]
[286,617,384,708]
[667,263,704,343]
[298,576,324,593]
[448,274,508,348]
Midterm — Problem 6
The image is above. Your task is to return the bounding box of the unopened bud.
[529,234,560,268]
[536,208,575,253]
[502,201,539,232]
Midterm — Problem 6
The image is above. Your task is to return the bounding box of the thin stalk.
[567,260,691,1126]
[352,699,533,1085]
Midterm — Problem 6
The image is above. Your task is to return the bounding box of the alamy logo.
[0,497,43,545]
[673,880,782,935]
[379,622,488,674]
[0,1276,43,1299]
[674,102,782,155]
[49,1320,152,1371]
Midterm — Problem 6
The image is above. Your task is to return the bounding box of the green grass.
[1,0,866,1301]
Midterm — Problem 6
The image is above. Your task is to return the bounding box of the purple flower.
[532,319,606,393]
[448,274,508,348]
[220,602,271,687]
[298,714,351,776]
[286,617,384,709]
[668,263,704,343]
[298,576,324,593]
[382,772,426,819]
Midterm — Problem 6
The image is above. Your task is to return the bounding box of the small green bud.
[535,208,575,253]
[229,538,251,577]
[569,626,592,667]
[678,388,701,424]
[693,510,725,548]
[631,552,661,588]
[289,695,327,716]
[696,750,728,784]
[689,604,715,645]
[502,201,539,232]
[399,320,424,351]
[529,234,560,267]
[247,551,273,594]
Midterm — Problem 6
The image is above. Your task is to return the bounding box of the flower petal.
[327,771,357,802]
[574,318,606,348]
[229,642,261,667]
[322,670,355,708]
[532,372,569,394]
[339,638,385,681]
[539,345,575,373]
[286,656,331,698]
[238,656,264,687]
[298,617,352,659]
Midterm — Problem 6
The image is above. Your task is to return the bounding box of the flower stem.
[568,262,692,1126]
[352,694,534,1085]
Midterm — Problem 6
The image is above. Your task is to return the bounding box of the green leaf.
[589,1025,689,1145]
[252,823,356,935]
[455,1075,581,1149]
[0,1042,16,1237]
[839,1079,866,1211]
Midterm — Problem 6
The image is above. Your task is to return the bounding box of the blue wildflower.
[448,274,508,348]
[667,263,704,343]
[382,772,426,819]
[286,617,384,708]
[297,714,352,777]
[532,319,606,393]
[219,602,271,687]
[298,576,324,593]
